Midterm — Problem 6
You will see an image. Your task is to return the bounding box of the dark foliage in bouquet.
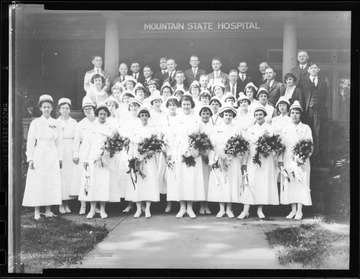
[292,138,314,166]
[253,131,285,167]
[126,157,145,189]
[224,135,249,157]
[138,134,165,160]
[182,132,213,167]
[188,132,213,154]
[103,132,130,158]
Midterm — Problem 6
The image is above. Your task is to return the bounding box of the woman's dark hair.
[91,74,105,84]
[57,102,72,111]
[95,106,110,117]
[180,95,195,109]
[166,98,180,108]
[283,72,297,83]
[38,100,54,109]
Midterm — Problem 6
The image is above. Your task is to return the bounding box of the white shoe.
[34,213,41,220]
[187,209,196,219]
[216,210,226,218]
[237,211,249,220]
[199,207,205,215]
[95,208,101,213]
[123,205,132,213]
[294,212,303,220]
[59,205,66,214]
[205,207,212,215]
[79,206,86,215]
[65,206,71,213]
[165,205,172,213]
[257,211,265,219]
[134,210,141,218]
[45,211,57,218]
[100,211,108,219]
[286,211,296,219]
[145,209,151,218]
[176,209,187,219]
[226,211,234,218]
[87,211,95,219]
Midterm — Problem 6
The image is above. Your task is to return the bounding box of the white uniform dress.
[279,122,313,205]
[79,120,116,202]
[70,117,96,197]
[199,120,215,200]
[211,112,223,126]
[129,124,160,202]
[161,113,180,201]
[170,112,206,201]
[207,122,244,203]
[272,114,292,135]
[22,116,63,207]
[241,122,279,205]
[57,116,78,201]
[234,110,255,133]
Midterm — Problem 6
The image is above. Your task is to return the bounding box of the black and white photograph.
[4,1,357,276]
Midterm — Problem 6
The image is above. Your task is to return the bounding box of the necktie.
[193,68,197,77]
[241,74,245,81]
[231,84,235,95]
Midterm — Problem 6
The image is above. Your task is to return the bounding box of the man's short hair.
[229,69,239,75]
[92,55,102,60]
[265,65,276,72]
[199,74,208,79]
[190,55,199,60]
[175,70,184,75]
[308,61,319,67]
[212,57,222,63]
[239,61,248,66]
[143,65,152,71]
[159,57,167,62]
[167,58,176,63]
[297,49,309,56]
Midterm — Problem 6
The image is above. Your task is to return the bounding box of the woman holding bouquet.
[23,94,63,220]
[278,101,313,220]
[170,94,206,219]
[129,107,161,218]
[239,106,279,219]
[208,106,246,218]
[161,97,180,213]
[198,106,215,215]
[71,96,97,215]
[57,98,78,214]
[81,103,117,219]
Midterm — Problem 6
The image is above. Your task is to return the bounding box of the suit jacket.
[207,71,229,88]
[282,86,306,110]
[163,71,177,88]
[290,65,309,87]
[300,75,328,115]
[84,68,111,92]
[143,77,157,97]
[184,68,207,88]
[237,74,253,94]
[153,71,168,86]
[260,80,284,107]
[130,72,145,85]
[255,74,267,88]
[225,81,242,98]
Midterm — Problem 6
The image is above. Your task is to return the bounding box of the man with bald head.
[112,62,130,86]
[255,61,269,88]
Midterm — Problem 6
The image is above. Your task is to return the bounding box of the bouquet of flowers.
[253,131,285,167]
[138,134,166,161]
[224,135,249,157]
[292,138,314,166]
[94,132,130,167]
[182,132,213,167]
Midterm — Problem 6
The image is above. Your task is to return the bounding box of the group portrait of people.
[23,49,328,222]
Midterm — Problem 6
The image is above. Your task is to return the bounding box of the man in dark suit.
[172,70,189,92]
[237,61,253,93]
[255,61,268,88]
[184,55,207,88]
[300,62,329,164]
[163,58,177,88]
[207,57,229,89]
[290,50,310,87]
[130,61,145,85]
[142,65,156,96]
[112,62,130,86]
[153,57,168,87]
[259,65,284,107]
[225,69,242,98]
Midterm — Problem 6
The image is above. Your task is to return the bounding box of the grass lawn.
[20,209,109,273]
[265,219,349,269]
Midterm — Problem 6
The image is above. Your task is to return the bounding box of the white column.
[104,13,119,81]
[282,17,297,76]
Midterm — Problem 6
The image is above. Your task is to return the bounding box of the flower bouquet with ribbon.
[138,134,166,161]
[182,132,213,167]
[253,131,285,167]
[224,134,249,157]
[287,138,314,183]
